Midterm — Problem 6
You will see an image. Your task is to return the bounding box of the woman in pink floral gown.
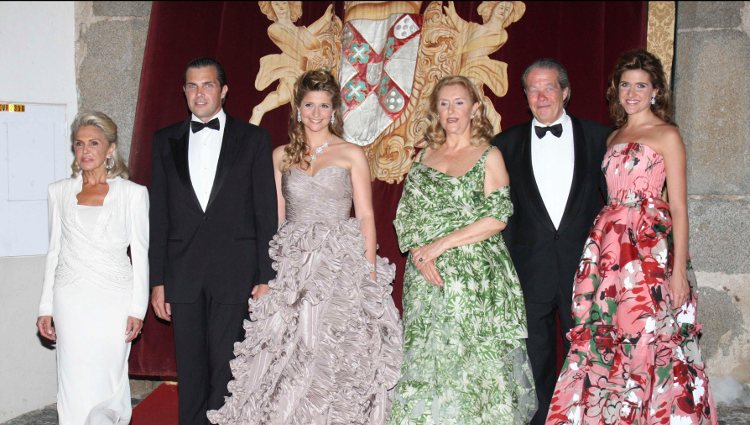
[546,50,718,424]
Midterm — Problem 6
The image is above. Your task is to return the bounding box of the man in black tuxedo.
[149,57,277,425]
[491,58,610,425]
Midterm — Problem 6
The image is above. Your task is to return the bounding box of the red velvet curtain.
[128,1,647,378]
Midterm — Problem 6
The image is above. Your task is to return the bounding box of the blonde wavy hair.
[283,69,344,171]
[423,75,494,148]
[70,111,129,179]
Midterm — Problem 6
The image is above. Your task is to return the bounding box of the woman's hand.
[252,284,271,301]
[411,244,445,288]
[416,259,444,288]
[669,269,690,309]
[125,316,143,342]
[37,316,56,341]
[412,239,447,266]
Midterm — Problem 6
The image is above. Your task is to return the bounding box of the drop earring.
[297,110,301,122]
[330,114,336,125]
[650,96,656,105]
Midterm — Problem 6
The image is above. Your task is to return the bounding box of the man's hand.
[251,284,270,301]
[151,285,171,321]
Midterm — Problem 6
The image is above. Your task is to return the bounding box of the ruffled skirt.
[546,198,717,425]
[208,218,403,425]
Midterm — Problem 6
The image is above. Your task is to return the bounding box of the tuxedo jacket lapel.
[206,116,241,211]
[169,121,202,211]
[520,123,556,232]
[557,116,587,233]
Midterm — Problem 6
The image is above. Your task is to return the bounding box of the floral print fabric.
[389,146,537,424]
[546,143,717,425]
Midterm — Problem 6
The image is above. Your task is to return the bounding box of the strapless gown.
[207,166,403,425]
[546,143,717,424]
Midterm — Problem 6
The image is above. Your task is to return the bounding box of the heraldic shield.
[249,1,526,183]
[339,4,422,148]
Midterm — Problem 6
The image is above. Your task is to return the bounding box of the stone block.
[695,271,750,389]
[689,198,750,274]
[78,18,149,163]
[129,378,161,399]
[93,1,152,17]
[677,1,742,29]
[695,285,741,363]
[674,30,750,195]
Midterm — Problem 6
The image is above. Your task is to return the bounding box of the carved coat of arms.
[251,1,525,183]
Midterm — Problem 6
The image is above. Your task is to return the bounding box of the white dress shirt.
[531,111,574,229]
[189,110,226,211]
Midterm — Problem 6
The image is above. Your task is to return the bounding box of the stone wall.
[675,1,750,404]
[75,1,151,165]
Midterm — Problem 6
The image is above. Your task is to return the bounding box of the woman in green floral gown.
[389,76,537,424]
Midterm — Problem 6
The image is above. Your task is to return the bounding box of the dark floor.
[3,404,749,424]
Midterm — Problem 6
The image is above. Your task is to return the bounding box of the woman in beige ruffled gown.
[208,70,402,425]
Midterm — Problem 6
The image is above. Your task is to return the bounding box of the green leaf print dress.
[389,146,537,424]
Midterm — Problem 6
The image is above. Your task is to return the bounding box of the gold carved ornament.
[646,1,675,85]
[249,1,525,183]
[250,1,343,125]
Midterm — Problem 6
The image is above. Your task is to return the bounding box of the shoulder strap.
[478,145,494,167]
[415,147,427,163]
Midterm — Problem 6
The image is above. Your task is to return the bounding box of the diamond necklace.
[308,139,331,162]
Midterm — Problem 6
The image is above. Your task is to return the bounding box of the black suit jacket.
[491,116,610,304]
[149,114,278,304]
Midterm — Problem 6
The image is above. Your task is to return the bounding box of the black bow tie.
[535,123,563,138]
[191,118,220,133]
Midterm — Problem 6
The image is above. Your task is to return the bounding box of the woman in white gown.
[36,111,149,425]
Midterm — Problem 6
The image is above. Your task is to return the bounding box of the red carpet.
[132,382,178,425]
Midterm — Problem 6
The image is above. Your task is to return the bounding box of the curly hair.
[258,1,302,22]
[70,111,129,179]
[283,69,344,171]
[606,49,674,128]
[422,75,494,148]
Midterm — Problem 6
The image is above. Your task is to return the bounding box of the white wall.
[0,1,77,421]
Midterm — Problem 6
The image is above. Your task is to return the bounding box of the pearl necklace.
[308,140,331,162]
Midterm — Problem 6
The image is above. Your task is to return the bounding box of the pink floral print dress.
[546,143,717,425]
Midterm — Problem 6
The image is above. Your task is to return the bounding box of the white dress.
[38,176,149,425]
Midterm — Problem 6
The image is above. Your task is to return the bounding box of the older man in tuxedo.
[491,58,611,425]
[149,57,277,425]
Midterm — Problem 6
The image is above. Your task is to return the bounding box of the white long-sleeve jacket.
[38,175,149,319]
